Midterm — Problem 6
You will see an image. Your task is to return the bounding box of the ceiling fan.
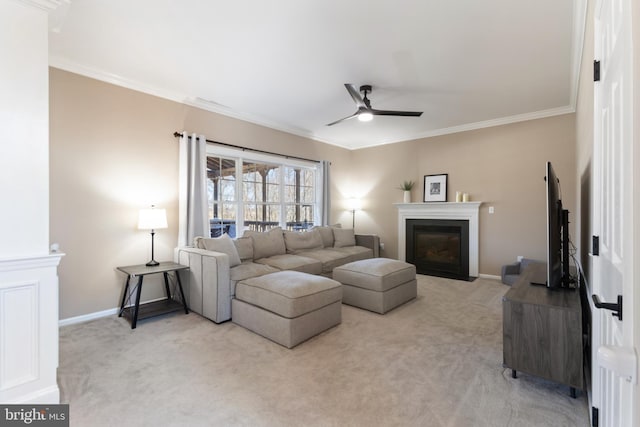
[327,84,423,126]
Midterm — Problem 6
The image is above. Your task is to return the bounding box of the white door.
[591,0,637,425]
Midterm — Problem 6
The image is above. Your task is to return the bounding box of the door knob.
[598,346,637,384]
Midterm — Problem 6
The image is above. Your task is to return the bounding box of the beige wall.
[51,67,577,319]
[50,69,185,319]
[349,114,577,276]
[50,68,352,319]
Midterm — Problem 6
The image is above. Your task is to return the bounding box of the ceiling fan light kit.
[327,84,423,126]
[358,112,373,122]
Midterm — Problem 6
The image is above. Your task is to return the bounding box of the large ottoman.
[232,271,342,348]
[333,258,417,314]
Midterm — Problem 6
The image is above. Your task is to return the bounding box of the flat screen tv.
[542,161,571,289]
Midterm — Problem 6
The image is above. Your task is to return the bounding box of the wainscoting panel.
[0,281,39,391]
[0,254,63,404]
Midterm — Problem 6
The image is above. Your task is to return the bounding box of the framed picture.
[423,174,448,202]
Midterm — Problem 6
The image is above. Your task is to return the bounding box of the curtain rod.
[172,132,321,164]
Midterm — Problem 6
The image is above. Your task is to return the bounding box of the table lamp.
[138,205,168,266]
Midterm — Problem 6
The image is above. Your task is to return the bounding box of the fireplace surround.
[395,202,482,278]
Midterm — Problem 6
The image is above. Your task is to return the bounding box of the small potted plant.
[399,180,415,203]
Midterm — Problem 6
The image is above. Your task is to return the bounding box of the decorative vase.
[403,191,411,203]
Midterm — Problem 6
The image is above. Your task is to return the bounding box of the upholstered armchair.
[501,258,543,285]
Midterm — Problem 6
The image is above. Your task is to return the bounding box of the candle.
[456,191,462,202]
[463,193,469,202]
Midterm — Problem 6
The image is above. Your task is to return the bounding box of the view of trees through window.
[207,154,317,238]
[207,157,237,237]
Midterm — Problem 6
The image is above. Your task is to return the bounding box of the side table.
[117,262,189,329]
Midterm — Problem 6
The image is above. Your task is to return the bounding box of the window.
[243,161,281,232]
[284,166,315,230]
[206,147,321,238]
[207,156,238,237]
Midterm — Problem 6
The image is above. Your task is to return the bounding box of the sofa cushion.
[311,226,335,248]
[283,229,323,253]
[255,254,323,275]
[244,227,286,260]
[298,248,351,274]
[235,271,342,318]
[312,224,342,248]
[229,262,279,295]
[333,228,356,248]
[198,234,241,267]
[234,237,254,261]
[332,245,374,264]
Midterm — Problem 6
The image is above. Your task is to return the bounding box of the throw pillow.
[283,229,324,253]
[200,233,241,267]
[312,224,341,248]
[333,228,356,248]
[234,237,254,261]
[244,227,286,260]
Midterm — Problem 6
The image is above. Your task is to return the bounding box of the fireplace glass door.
[406,219,470,280]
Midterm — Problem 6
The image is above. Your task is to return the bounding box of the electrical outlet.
[489,206,495,214]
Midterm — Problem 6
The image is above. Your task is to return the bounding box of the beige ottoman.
[232,271,342,348]
[333,258,417,314]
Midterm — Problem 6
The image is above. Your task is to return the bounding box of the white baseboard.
[58,307,118,327]
[4,385,60,404]
[58,297,168,327]
[478,274,502,281]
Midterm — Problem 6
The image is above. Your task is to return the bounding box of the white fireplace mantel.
[394,202,482,277]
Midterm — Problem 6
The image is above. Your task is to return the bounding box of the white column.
[0,0,65,404]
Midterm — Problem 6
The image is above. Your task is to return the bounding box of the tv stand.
[502,263,583,397]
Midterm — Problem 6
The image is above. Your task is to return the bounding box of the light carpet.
[58,275,589,426]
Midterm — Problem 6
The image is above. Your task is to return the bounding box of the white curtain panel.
[320,160,331,225]
[178,132,209,246]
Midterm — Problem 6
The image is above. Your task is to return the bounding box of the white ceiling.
[49,0,586,150]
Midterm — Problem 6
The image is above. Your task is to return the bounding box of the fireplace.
[395,201,481,278]
[406,219,469,280]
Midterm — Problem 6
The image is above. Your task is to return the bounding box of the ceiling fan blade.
[344,84,368,109]
[371,109,423,117]
[328,84,422,125]
[326,111,359,126]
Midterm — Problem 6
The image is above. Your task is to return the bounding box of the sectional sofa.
[175,225,380,323]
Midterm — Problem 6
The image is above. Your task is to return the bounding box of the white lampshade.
[358,112,373,122]
[138,207,168,230]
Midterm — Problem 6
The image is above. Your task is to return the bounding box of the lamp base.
[145,260,160,267]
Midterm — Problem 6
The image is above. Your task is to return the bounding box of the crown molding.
[351,105,576,150]
[50,55,190,104]
[185,97,333,146]
[49,55,576,153]
[14,0,66,12]
[49,55,336,147]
